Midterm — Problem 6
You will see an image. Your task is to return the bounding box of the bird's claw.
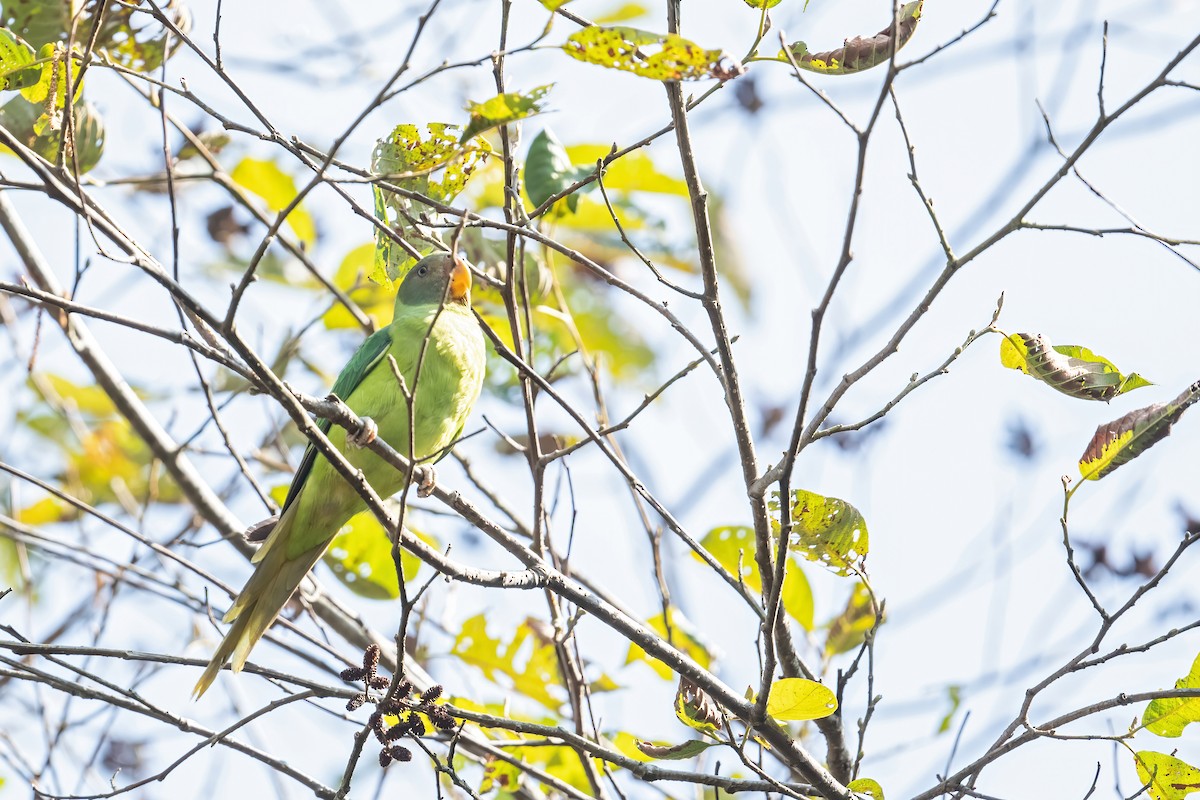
[415,465,436,498]
[348,416,378,448]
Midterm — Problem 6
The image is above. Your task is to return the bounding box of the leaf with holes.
[1134,751,1200,800]
[1143,651,1200,738]
[765,677,837,721]
[563,26,742,81]
[780,1,923,74]
[0,28,39,90]
[773,489,868,575]
[1000,332,1151,401]
[1079,381,1200,480]
[461,85,552,142]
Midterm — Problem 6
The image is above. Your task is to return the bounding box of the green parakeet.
[194,253,485,698]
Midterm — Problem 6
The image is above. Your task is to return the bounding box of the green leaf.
[1079,381,1200,481]
[229,157,317,247]
[452,614,564,709]
[525,128,592,211]
[1134,751,1200,800]
[847,778,885,800]
[20,42,82,112]
[780,1,922,74]
[772,489,868,576]
[825,582,878,656]
[937,684,963,734]
[625,607,712,680]
[765,677,837,721]
[695,526,814,629]
[370,123,492,284]
[461,85,553,142]
[1000,332,1152,402]
[87,0,186,72]
[1143,651,1200,737]
[563,26,742,82]
[634,738,717,760]
[2,0,72,49]
[0,93,103,171]
[0,28,39,90]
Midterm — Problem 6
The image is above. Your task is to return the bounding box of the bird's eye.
[417,266,428,276]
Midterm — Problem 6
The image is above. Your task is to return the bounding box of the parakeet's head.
[396,253,473,309]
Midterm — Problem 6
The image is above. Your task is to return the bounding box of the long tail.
[193,513,328,699]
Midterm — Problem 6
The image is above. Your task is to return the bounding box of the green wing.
[281,327,394,512]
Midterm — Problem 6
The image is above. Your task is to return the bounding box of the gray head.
[395,253,473,309]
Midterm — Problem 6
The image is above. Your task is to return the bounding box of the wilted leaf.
[230,157,317,247]
[1079,381,1200,481]
[848,778,885,800]
[461,85,552,142]
[781,1,922,75]
[675,676,722,733]
[773,489,868,575]
[635,738,717,760]
[563,26,742,82]
[1134,751,1200,800]
[1000,332,1151,402]
[765,677,837,721]
[825,582,878,656]
[696,526,814,629]
[1143,651,1200,737]
[453,614,564,709]
[625,607,712,680]
[0,28,39,90]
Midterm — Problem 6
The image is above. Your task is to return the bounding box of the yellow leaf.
[230,157,317,247]
[1135,751,1200,800]
[765,677,837,721]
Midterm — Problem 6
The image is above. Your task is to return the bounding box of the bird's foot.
[348,416,378,448]
[414,465,436,498]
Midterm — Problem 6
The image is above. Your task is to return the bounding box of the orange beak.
[449,257,472,302]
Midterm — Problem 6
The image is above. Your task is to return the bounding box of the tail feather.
[193,515,329,699]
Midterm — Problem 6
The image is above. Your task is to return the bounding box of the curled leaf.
[634,738,717,760]
[1000,332,1151,401]
[765,677,837,721]
[847,778,886,800]
[781,1,922,75]
[772,489,868,575]
[563,26,743,81]
[675,676,722,733]
[1080,381,1200,480]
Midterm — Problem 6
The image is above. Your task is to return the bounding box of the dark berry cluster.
[340,645,458,768]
